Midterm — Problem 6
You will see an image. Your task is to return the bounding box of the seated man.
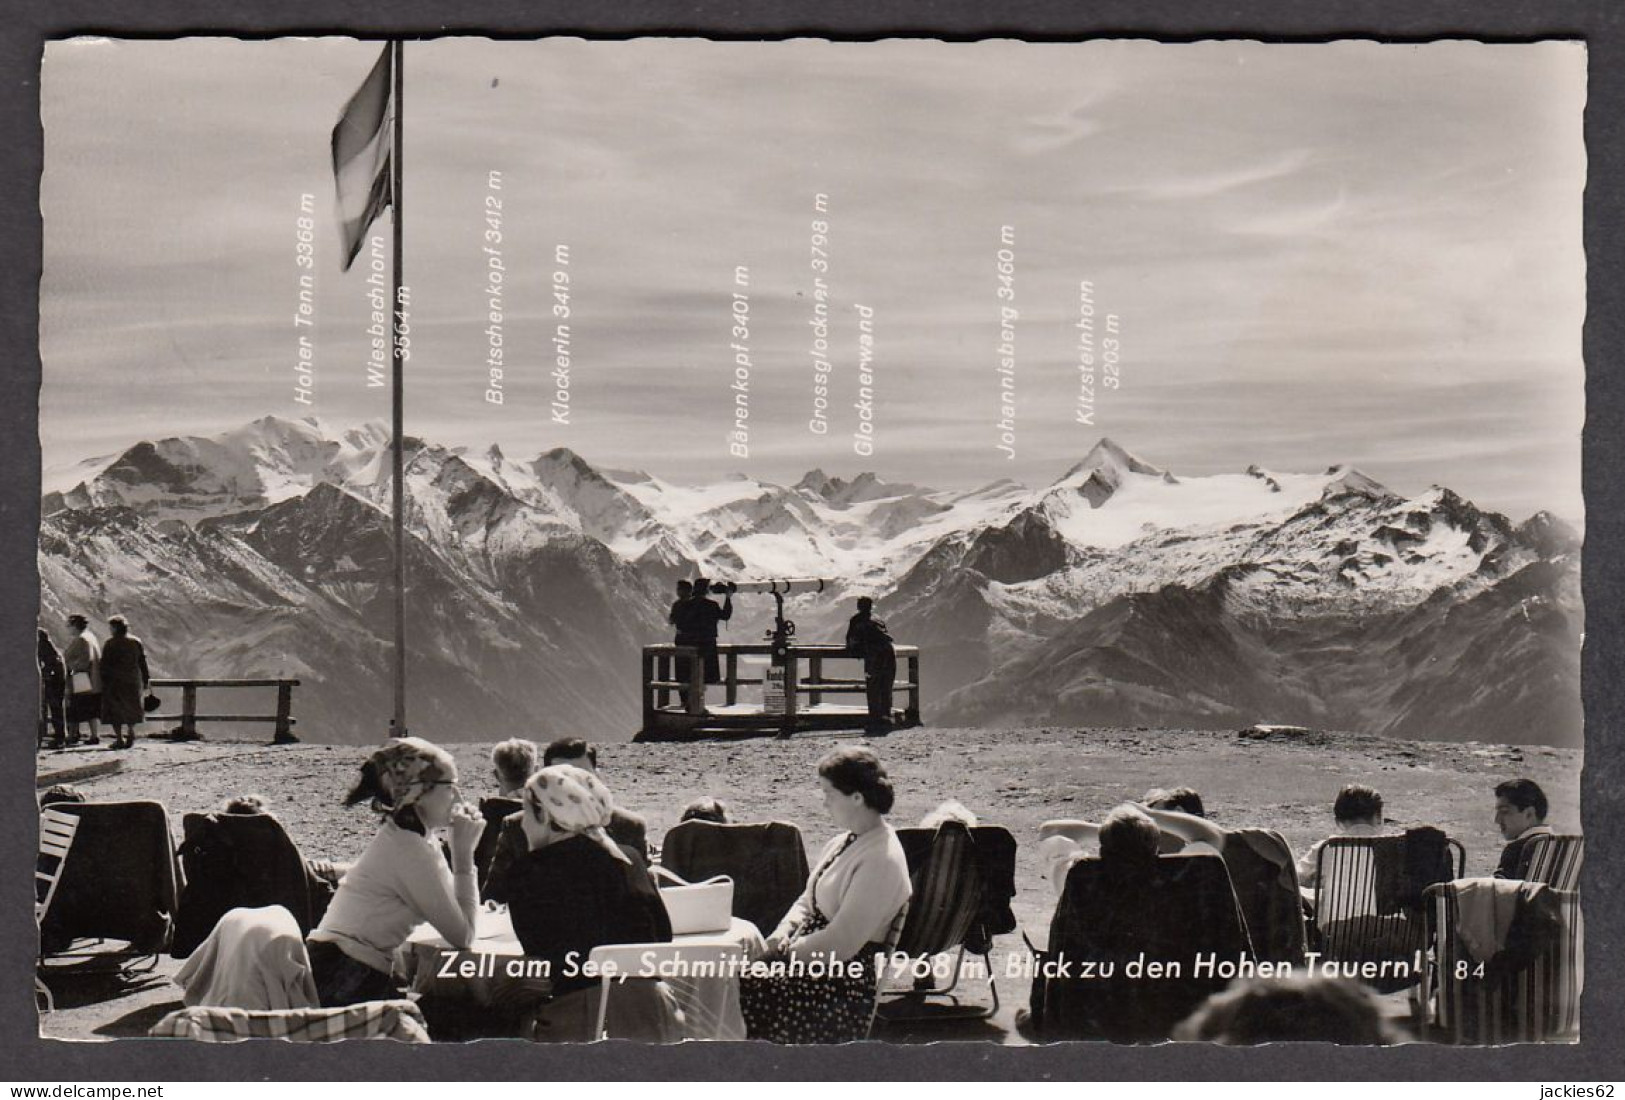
[38,784,86,811]
[1173,975,1400,1045]
[474,739,538,891]
[1296,784,1388,892]
[491,738,539,799]
[541,739,648,856]
[1142,786,1205,818]
[679,796,731,825]
[484,738,648,904]
[1493,778,1554,878]
[1039,803,1225,895]
[1041,805,1250,1042]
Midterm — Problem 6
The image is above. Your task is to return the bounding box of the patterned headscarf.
[523,765,631,864]
[366,736,457,814]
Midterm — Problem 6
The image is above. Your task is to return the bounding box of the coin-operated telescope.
[711,578,830,662]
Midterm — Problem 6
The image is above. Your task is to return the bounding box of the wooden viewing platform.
[636,643,920,741]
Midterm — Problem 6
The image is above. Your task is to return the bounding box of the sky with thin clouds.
[40,37,1585,521]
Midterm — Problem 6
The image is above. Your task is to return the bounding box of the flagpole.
[390,37,408,738]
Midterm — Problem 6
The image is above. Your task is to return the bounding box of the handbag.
[651,865,734,935]
[143,692,162,713]
[70,671,93,695]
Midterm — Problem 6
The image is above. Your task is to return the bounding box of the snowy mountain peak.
[1054,438,1177,509]
[794,468,834,495]
[1321,465,1395,502]
[1065,438,1167,479]
[1245,465,1285,493]
[533,445,591,474]
[1515,511,1581,559]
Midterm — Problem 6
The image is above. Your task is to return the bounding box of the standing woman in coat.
[99,615,151,750]
[62,614,102,746]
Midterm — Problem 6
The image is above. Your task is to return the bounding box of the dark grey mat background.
[2,0,1618,1082]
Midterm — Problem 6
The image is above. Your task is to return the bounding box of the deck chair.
[149,999,430,1042]
[40,800,180,969]
[35,809,80,1013]
[1519,834,1583,892]
[1421,880,1580,1043]
[1220,828,1307,966]
[660,820,810,936]
[862,901,912,1039]
[587,941,750,1041]
[1313,830,1464,992]
[174,812,316,958]
[1030,851,1251,1043]
[883,821,1014,1018]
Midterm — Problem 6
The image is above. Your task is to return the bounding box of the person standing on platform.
[62,614,103,747]
[682,578,733,717]
[845,597,896,733]
[99,615,151,750]
[38,629,67,749]
[668,579,698,713]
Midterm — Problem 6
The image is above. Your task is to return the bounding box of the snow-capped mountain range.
[39,417,1582,746]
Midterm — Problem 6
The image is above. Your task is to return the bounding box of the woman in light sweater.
[307,737,484,1007]
[740,745,912,1043]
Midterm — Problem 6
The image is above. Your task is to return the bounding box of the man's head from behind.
[543,737,599,773]
[1494,778,1548,841]
[491,738,540,795]
[1173,976,1398,1045]
[1142,786,1205,818]
[1333,785,1384,828]
[1099,804,1162,867]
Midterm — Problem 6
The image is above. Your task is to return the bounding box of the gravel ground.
[34,723,1581,1045]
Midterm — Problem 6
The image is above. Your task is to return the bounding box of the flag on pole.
[331,44,394,271]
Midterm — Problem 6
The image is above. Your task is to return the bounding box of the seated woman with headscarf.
[306,737,484,1007]
[505,765,674,1040]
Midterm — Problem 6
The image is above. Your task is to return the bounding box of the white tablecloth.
[402,908,764,1040]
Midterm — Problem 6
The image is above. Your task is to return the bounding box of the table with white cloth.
[401,907,765,1040]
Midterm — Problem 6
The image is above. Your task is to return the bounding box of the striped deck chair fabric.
[1313,832,1463,991]
[1519,835,1583,892]
[893,821,985,959]
[884,821,997,1016]
[149,999,430,1042]
[1423,881,1580,1043]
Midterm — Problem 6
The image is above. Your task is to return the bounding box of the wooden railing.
[147,678,300,743]
[638,643,920,740]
